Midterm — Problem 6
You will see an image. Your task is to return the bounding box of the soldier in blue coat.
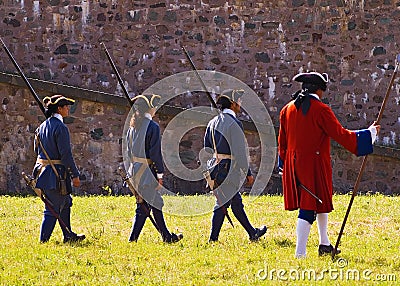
[33,94,85,243]
[204,89,267,242]
[127,94,183,243]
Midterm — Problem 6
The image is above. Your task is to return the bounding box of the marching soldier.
[278,72,380,258]
[204,89,267,242]
[33,94,85,243]
[127,94,183,243]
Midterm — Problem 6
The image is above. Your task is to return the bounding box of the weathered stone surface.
[54,44,68,55]
[372,46,386,56]
[255,52,270,63]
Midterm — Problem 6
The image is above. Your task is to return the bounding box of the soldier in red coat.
[278,72,380,258]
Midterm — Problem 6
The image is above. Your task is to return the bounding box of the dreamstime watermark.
[256,258,397,282]
[121,70,276,216]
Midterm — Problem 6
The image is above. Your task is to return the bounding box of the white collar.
[52,113,63,122]
[144,113,152,120]
[309,93,320,100]
[222,108,236,118]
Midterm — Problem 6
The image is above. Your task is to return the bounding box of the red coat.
[278,96,373,213]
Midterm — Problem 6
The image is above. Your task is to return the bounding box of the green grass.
[0,194,399,285]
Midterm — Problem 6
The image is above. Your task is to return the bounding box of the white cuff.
[368,125,377,144]
[157,173,163,179]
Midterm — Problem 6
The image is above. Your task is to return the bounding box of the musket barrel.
[0,37,47,116]
[181,46,218,109]
[100,42,133,107]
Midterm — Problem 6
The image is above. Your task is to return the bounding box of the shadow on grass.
[53,239,92,248]
[274,238,294,248]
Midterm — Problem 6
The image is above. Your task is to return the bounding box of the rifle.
[332,53,400,260]
[181,45,235,228]
[100,42,159,231]
[1,37,71,234]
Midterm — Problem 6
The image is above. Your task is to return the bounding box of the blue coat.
[204,110,251,188]
[33,116,79,193]
[127,117,164,188]
[127,117,164,208]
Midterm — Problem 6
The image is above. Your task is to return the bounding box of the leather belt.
[36,158,63,166]
[131,156,152,164]
[213,153,233,160]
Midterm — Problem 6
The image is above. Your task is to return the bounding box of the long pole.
[181,45,235,228]
[100,42,160,231]
[1,37,71,234]
[332,54,400,260]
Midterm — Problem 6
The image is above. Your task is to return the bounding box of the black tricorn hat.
[43,94,75,107]
[131,94,161,110]
[292,72,329,90]
[216,89,245,104]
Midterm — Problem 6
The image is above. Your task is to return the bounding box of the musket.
[0,37,47,117]
[182,45,235,228]
[100,42,159,231]
[182,46,217,109]
[1,37,71,234]
[100,42,133,107]
[332,53,400,260]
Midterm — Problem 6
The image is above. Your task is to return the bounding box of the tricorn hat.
[43,94,75,107]
[131,94,161,110]
[216,89,245,104]
[292,72,329,91]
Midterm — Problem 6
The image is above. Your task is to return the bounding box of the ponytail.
[44,105,58,118]
[133,109,144,129]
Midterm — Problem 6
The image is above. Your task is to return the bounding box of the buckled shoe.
[318,244,341,256]
[164,232,183,243]
[250,226,267,241]
[63,233,86,243]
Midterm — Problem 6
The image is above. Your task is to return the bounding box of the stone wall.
[0,74,130,195]
[0,0,400,195]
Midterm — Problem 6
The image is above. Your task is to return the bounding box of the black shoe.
[164,232,183,243]
[250,226,267,241]
[318,244,341,256]
[63,234,86,243]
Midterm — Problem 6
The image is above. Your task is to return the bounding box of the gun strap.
[36,158,62,165]
[211,123,219,163]
[211,124,233,161]
[131,156,152,164]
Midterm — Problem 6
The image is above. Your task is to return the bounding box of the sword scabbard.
[117,167,143,203]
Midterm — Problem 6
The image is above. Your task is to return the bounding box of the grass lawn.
[0,194,399,285]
